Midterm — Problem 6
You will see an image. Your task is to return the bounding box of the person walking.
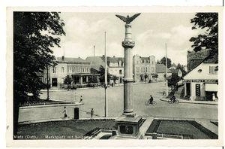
[149,95,154,104]
[63,106,67,118]
[91,108,94,118]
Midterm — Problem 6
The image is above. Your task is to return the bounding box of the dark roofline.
[183,51,218,78]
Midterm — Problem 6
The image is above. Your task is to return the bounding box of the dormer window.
[198,69,202,73]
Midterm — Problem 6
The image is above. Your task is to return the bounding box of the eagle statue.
[115,13,141,24]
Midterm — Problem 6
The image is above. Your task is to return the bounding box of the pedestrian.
[63,106,67,118]
[170,95,176,103]
[149,95,153,104]
[91,108,94,118]
[79,95,83,103]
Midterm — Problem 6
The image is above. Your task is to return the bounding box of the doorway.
[52,78,58,87]
[186,83,191,96]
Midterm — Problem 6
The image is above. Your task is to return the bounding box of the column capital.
[125,24,132,28]
[122,41,135,48]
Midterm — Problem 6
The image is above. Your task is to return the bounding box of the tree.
[190,13,218,54]
[64,75,72,85]
[98,65,111,83]
[144,74,148,83]
[176,63,187,77]
[160,57,171,68]
[168,73,180,89]
[112,75,119,84]
[13,12,65,137]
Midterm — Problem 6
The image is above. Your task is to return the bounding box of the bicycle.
[145,100,157,106]
[168,99,179,104]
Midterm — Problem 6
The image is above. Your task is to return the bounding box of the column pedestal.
[115,115,142,138]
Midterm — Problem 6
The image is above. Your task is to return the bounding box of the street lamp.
[165,43,168,97]
[46,65,50,100]
[104,31,108,117]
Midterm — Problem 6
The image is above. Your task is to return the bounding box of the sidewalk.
[160,98,218,105]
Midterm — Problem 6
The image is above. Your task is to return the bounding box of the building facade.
[183,53,218,101]
[156,64,172,82]
[133,55,156,82]
[43,56,98,88]
[107,56,124,84]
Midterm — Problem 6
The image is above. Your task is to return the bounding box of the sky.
[52,12,202,65]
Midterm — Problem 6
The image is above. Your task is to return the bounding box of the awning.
[205,84,218,92]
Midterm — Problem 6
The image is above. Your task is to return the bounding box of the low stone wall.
[18,104,93,123]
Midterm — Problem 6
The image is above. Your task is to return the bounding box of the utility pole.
[104,32,108,117]
[94,45,95,57]
[46,65,49,100]
[165,43,168,96]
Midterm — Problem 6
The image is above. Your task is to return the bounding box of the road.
[40,82,218,120]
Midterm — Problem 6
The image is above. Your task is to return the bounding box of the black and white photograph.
[5,6,223,147]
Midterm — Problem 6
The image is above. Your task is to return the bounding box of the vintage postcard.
[6,6,224,147]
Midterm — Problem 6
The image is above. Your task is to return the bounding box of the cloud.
[136,30,171,42]
[52,13,201,65]
[107,42,124,57]
[168,25,199,47]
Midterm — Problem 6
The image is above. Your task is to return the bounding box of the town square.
[10,8,221,142]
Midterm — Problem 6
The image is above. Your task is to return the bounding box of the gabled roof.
[86,56,105,71]
[156,64,172,73]
[203,52,218,64]
[57,57,88,63]
[107,56,124,63]
[169,68,178,74]
[183,52,218,80]
[183,62,218,80]
[86,56,105,64]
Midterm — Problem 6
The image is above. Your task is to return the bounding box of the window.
[119,70,122,74]
[136,67,140,72]
[61,67,64,73]
[69,66,72,73]
[53,67,56,73]
[145,67,147,72]
[195,84,200,97]
[151,67,154,72]
[209,66,217,74]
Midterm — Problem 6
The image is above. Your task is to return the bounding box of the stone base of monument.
[115,114,142,138]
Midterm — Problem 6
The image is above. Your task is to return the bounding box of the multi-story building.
[133,55,156,82]
[107,56,124,84]
[156,64,172,82]
[43,56,97,88]
[183,53,218,101]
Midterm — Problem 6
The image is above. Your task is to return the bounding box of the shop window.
[209,66,217,74]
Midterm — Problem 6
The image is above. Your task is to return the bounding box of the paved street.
[40,82,218,120]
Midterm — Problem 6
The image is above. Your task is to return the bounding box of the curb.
[159,98,218,105]
[20,103,84,109]
[19,117,117,125]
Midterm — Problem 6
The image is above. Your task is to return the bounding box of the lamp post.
[165,43,168,97]
[46,65,50,100]
[104,31,108,117]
